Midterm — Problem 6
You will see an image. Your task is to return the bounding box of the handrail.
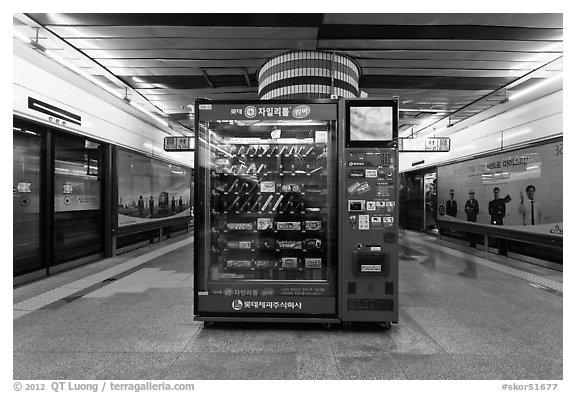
[436,218,562,248]
[115,216,191,237]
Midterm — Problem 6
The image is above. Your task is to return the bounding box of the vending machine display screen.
[346,100,398,147]
[349,107,393,142]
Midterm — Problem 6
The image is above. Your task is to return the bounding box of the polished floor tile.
[13,232,562,380]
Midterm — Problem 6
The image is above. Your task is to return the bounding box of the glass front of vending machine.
[194,100,340,323]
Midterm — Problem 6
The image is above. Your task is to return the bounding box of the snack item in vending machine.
[276,221,302,231]
[255,238,275,250]
[271,195,284,212]
[254,260,276,268]
[245,163,257,174]
[305,238,323,249]
[305,221,322,231]
[237,164,248,175]
[215,158,230,167]
[278,240,303,249]
[305,258,322,269]
[260,181,276,193]
[225,241,239,249]
[257,217,273,230]
[281,184,302,193]
[281,257,298,269]
[226,222,254,231]
[261,195,274,211]
[226,260,252,268]
[226,241,252,250]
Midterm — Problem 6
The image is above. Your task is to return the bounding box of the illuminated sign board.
[164,137,194,152]
[399,137,451,152]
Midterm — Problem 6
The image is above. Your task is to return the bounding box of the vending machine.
[194,98,398,327]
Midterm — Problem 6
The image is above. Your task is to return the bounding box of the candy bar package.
[226,223,254,231]
[278,240,303,249]
[253,260,277,268]
[257,217,273,230]
[276,221,302,231]
[305,258,322,269]
[305,239,323,249]
[226,241,252,249]
[281,257,298,269]
[305,221,322,231]
[226,260,252,268]
[260,181,276,193]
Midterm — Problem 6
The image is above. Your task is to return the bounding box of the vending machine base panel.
[194,316,341,324]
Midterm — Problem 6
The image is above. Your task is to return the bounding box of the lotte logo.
[231,299,243,310]
[244,106,257,118]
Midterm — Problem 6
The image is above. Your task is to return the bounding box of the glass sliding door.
[53,133,103,264]
[13,122,45,275]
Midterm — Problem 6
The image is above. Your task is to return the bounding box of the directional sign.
[164,137,194,152]
[399,137,450,152]
[425,137,450,151]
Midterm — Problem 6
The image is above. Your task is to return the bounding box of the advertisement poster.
[437,140,562,236]
[117,150,192,227]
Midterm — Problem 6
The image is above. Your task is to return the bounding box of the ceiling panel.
[321,14,563,28]
[318,39,562,52]
[28,13,325,27]
[360,69,531,78]
[356,59,548,70]
[65,37,320,50]
[48,26,319,39]
[339,49,563,61]
[317,24,563,41]
[110,68,261,77]
[76,39,318,53]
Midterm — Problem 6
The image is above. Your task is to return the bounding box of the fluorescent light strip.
[47,50,125,100]
[130,101,169,128]
[509,73,563,101]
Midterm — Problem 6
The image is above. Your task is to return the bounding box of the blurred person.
[458,254,477,279]
[149,195,154,217]
[488,187,511,255]
[137,195,144,217]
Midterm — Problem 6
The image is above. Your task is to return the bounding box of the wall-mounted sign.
[164,137,194,152]
[28,97,81,127]
[197,103,337,121]
[399,137,451,152]
[426,137,450,151]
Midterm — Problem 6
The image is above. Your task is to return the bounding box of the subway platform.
[13,231,562,380]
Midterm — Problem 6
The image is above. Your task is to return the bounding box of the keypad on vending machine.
[381,152,391,166]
